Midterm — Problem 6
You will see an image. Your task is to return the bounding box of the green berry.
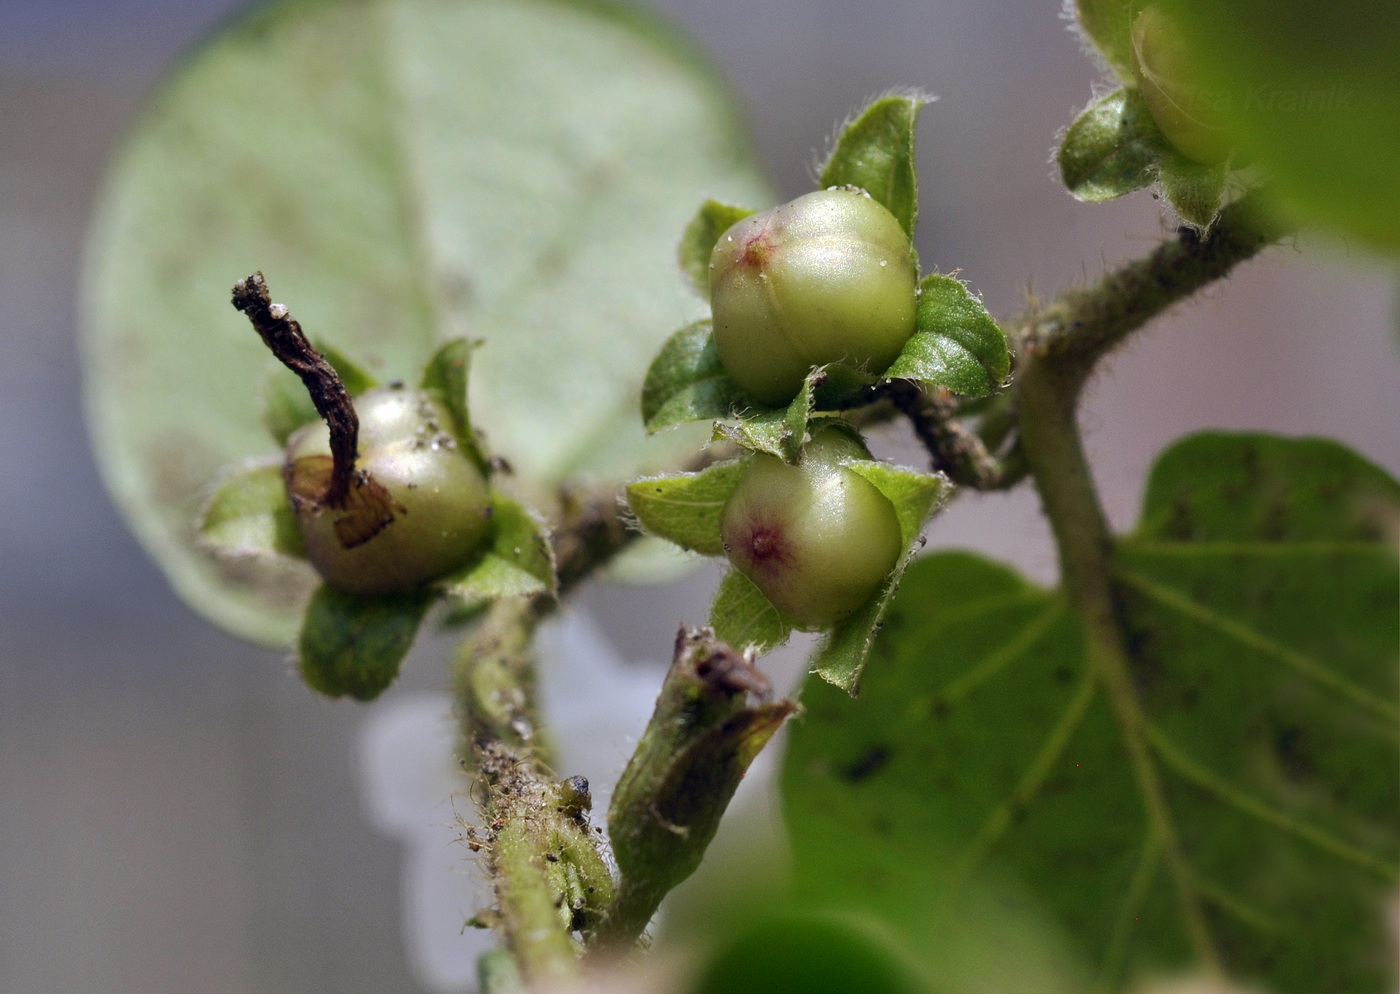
[709,188,918,406]
[720,427,902,628]
[285,387,492,594]
[1131,4,1231,165]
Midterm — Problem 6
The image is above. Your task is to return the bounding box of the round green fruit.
[719,427,903,629]
[285,387,492,595]
[1131,4,1231,165]
[710,188,918,406]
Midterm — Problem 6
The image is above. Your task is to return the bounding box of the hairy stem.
[1014,194,1290,976]
[456,600,614,985]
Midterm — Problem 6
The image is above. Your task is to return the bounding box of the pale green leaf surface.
[197,461,304,559]
[678,199,755,296]
[842,459,948,551]
[1058,88,1165,203]
[710,568,792,655]
[298,585,433,701]
[785,434,1399,994]
[710,377,813,464]
[884,274,1008,396]
[81,0,770,645]
[625,459,745,557]
[418,337,487,467]
[819,94,928,238]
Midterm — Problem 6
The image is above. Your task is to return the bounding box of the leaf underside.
[784,433,1400,994]
[80,0,769,646]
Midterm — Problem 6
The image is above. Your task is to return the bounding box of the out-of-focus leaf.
[1073,0,1150,82]
[81,0,770,645]
[299,585,433,701]
[1164,0,1400,250]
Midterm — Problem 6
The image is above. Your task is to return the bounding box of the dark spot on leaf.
[1273,725,1314,781]
[842,744,891,782]
[869,814,893,836]
[1052,665,1073,685]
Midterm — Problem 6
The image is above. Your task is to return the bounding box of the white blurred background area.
[1,1,1397,991]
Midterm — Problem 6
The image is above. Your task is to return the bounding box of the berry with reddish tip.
[720,427,902,628]
[709,188,918,406]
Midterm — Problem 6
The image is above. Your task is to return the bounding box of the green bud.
[1131,4,1231,165]
[719,427,902,629]
[285,387,492,594]
[710,188,918,407]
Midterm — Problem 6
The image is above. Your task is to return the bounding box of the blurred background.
[1,1,1397,991]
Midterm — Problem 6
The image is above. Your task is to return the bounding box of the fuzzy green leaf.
[710,569,793,655]
[437,493,555,607]
[678,200,755,296]
[1158,151,1228,231]
[710,377,815,464]
[884,274,1009,396]
[418,337,487,466]
[299,585,433,701]
[625,459,746,557]
[80,0,769,646]
[262,339,379,447]
[641,320,746,432]
[785,434,1400,994]
[1059,88,1166,202]
[807,459,947,694]
[819,95,929,238]
[197,461,305,560]
[1073,0,1149,82]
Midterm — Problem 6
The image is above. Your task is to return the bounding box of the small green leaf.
[885,274,1009,396]
[819,94,930,238]
[298,585,433,701]
[843,459,949,551]
[678,199,755,296]
[437,492,556,606]
[710,569,793,655]
[1059,88,1167,202]
[625,459,746,556]
[711,373,817,463]
[807,458,946,694]
[1158,151,1228,231]
[262,339,379,446]
[419,337,485,467]
[1073,0,1149,83]
[641,320,746,432]
[198,461,304,559]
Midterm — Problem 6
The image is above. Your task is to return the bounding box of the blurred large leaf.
[81,0,769,645]
[1164,0,1400,250]
[785,434,1399,994]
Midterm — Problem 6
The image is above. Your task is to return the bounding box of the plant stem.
[1014,193,1289,977]
[590,628,797,956]
[455,599,614,987]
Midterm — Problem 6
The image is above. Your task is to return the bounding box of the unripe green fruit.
[710,188,918,406]
[1131,5,1231,165]
[285,387,492,595]
[720,428,902,628]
